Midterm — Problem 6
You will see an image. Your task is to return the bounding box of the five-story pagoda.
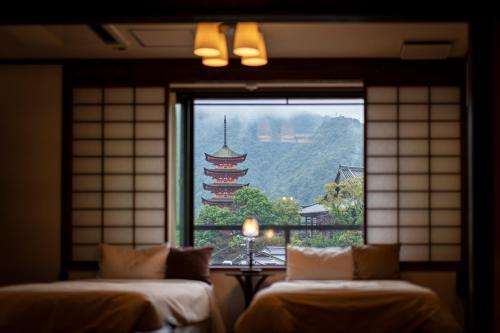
[202,116,249,209]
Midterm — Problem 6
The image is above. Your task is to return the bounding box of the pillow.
[351,244,400,280]
[99,243,168,279]
[286,245,353,280]
[165,246,213,283]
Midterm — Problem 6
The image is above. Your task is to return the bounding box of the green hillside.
[194,113,363,214]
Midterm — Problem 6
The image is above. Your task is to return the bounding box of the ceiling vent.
[400,41,452,60]
[89,24,129,51]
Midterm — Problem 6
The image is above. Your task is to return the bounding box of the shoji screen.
[71,87,166,262]
[366,86,463,262]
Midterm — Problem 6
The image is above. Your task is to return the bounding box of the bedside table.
[225,270,275,308]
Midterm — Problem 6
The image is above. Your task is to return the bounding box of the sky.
[194,98,364,123]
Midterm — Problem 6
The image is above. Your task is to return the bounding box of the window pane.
[192,98,364,266]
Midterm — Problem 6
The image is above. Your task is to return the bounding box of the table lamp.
[242,217,259,271]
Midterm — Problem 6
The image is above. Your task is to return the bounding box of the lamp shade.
[194,23,221,57]
[241,32,268,66]
[202,32,228,67]
[233,22,260,57]
[242,218,259,237]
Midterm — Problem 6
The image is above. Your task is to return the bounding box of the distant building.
[202,116,249,209]
[219,246,285,266]
[299,203,332,226]
[334,165,364,183]
[254,246,286,265]
[299,165,364,227]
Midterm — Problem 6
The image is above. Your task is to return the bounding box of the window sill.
[210,265,285,272]
[210,262,465,272]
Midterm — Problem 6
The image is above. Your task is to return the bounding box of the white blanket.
[235,280,461,333]
[0,279,225,333]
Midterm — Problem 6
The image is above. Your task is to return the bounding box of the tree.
[196,205,241,225]
[321,176,364,225]
[194,206,242,252]
[271,198,301,225]
[233,187,274,223]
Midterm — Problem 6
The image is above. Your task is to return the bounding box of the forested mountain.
[194,113,363,213]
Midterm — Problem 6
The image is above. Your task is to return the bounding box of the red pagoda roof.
[203,183,249,192]
[202,197,234,207]
[205,151,247,164]
[204,168,248,177]
[209,144,245,158]
[205,117,246,163]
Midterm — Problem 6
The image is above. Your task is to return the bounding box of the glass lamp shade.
[241,32,268,66]
[242,218,259,238]
[194,23,221,57]
[233,22,260,57]
[202,32,228,67]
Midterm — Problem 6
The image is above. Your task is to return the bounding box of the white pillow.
[99,243,169,279]
[286,245,353,280]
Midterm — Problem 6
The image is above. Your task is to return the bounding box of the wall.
[0,63,464,331]
[0,64,62,286]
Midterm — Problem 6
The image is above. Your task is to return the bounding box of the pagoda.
[202,116,249,209]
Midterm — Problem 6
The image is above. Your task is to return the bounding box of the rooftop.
[204,167,248,174]
[210,145,245,158]
[335,165,364,183]
[300,203,329,215]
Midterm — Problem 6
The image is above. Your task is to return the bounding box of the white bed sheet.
[0,278,225,333]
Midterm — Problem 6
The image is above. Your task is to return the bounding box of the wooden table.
[225,270,275,308]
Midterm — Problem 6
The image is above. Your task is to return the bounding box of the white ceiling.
[0,23,468,59]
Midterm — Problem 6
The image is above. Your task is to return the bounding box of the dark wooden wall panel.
[494,17,500,333]
[468,17,495,333]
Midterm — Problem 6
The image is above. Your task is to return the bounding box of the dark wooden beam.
[0,0,471,24]
[61,58,465,86]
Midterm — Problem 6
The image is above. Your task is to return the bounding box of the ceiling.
[0,23,468,59]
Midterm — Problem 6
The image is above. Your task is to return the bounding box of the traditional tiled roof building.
[202,116,248,209]
[334,165,364,184]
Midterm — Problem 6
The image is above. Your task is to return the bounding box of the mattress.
[0,279,225,333]
[235,280,462,333]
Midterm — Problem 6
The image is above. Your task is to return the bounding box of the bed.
[235,280,462,333]
[0,278,225,333]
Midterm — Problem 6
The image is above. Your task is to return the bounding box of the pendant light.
[233,22,260,57]
[202,32,228,67]
[194,23,221,57]
[241,32,267,66]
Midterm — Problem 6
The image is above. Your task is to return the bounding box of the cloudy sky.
[193,98,364,123]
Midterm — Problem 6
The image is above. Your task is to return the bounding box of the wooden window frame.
[174,89,365,257]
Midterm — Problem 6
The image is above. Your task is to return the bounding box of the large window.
[190,97,365,266]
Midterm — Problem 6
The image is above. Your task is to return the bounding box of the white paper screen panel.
[366,86,462,262]
[71,87,166,262]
